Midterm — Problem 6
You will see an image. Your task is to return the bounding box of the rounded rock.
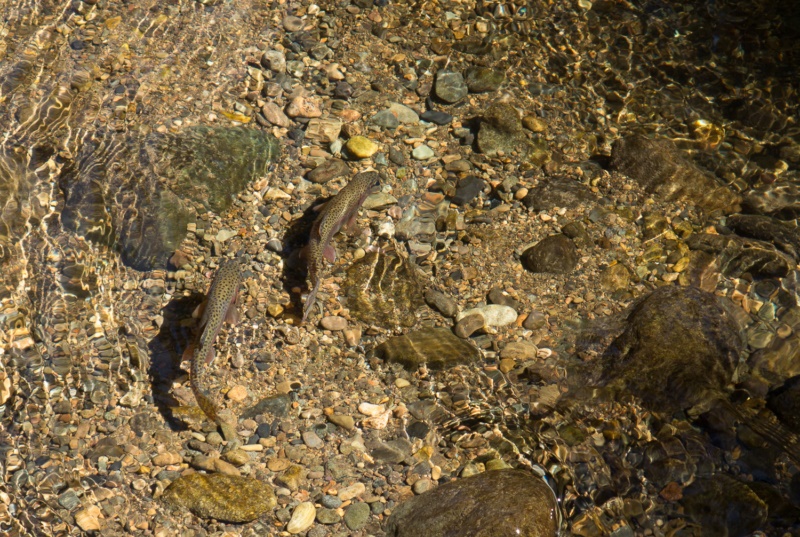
[345,136,379,159]
[320,316,347,331]
[454,313,485,338]
[287,502,316,534]
[521,234,579,274]
[457,305,518,327]
[435,71,468,103]
[412,144,435,160]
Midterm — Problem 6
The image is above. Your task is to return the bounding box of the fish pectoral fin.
[323,244,337,263]
[225,302,240,325]
[181,342,196,362]
[204,346,216,365]
[343,214,360,236]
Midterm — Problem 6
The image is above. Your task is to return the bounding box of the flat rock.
[521,176,594,211]
[477,102,550,165]
[451,176,485,206]
[435,70,468,103]
[465,66,505,93]
[457,305,518,327]
[374,327,480,369]
[163,473,276,523]
[307,158,349,184]
[386,469,559,537]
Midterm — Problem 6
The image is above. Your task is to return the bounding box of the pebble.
[328,413,355,430]
[523,311,547,330]
[521,234,579,274]
[389,102,420,124]
[152,452,182,466]
[500,341,539,361]
[465,66,505,93]
[321,494,342,509]
[163,474,276,523]
[358,402,386,416]
[338,482,366,501]
[451,176,485,206]
[412,144,435,160]
[278,465,305,491]
[226,385,248,402]
[457,305,518,327]
[435,70,468,103]
[320,315,347,331]
[454,313,485,338]
[424,289,458,318]
[261,102,292,127]
[344,502,371,530]
[420,110,453,125]
[282,15,304,32]
[287,502,316,534]
[371,109,400,129]
[285,96,322,118]
[305,118,342,143]
[316,508,342,524]
[302,430,324,448]
[345,136,379,159]
[75,506,102,532]
[307,158,349,184]
[261,50,286,73]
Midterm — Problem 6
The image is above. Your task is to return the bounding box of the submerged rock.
[60,126,279,271]
[386,469,559,537]
[374,327,480,369]
[521,234,579,274]
[521,176,595,211]
[163,473,276,522]
[610,134,741,214]
[742,182,800,220]
[681,475,767,537]
[477,102,550,165]
[726,214,800,261]
[601,286,745,414]
[687,233,795,279]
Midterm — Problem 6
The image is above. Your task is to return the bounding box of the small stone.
[163,474,276,523]
[227,385,248,402]
[261,102,292,127]
[435,70,468,103]
[278,465,305,492]
[152,452,182,466]
[457,305,518,327]
[451,176,485,206]
[500,341,539,361]
[338,482,366,501]
[454,313,485,338]
[521,234,579,274]
[358,402,386,416]
[302,430,324,449]
[320,316,347,331]
[169,250,192,269]
[522,115,547,132]
[344,502,371,531]
[328,414,355,430]
[413,478,434,494]
[600,264,631,291]
[261,50,286,73]
[445,159,470,173]
[285,96,322,119]
[487,287,522,311]
[425,289,458,318]
[412,144,435,160]
[465,67,505,93]
[216,228,236,242]
[345,136,379,159]
[316,508,342,524]
[75,506,102,532]
[282,16,304,32]
[371,110,400,129]
[389,103,420,124]
[58,490,81,510]
[213,459,241,476]
[223,449,250,467]
[321,494,343,509]
[305,118,342,143]
[307,159,350,184]
[287,502,316,534]
[523,311,547,330]
[420,110,453,125]
[362,409,391,429]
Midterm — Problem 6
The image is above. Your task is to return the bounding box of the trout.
[303,171,379,322]
[184,258,241,423]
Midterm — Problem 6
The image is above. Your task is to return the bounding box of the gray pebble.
[435,70,468,103]
[425,289,457,318]
[344,502,371,530]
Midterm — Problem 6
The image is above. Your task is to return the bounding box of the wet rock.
[501,341,539,361]
[389,103,420,124]
[457,305,518,327]
[425,289,458,318]
[345,136,379,159]
[610,134,741,214]
[726,214,800,261]
[320,316,347,331]
[344,502,371,530]
[305,119,342,144]
[601,286,744,414]
[523,311,547,330]
[163,474,276,523]
[412,145,435,160]
[742,183,800,219]
[687,233,794,279]
[477,102,550,165]
[367,438,412,463]
[767,376,800,434]
[285,96,322,118]
[599,264,631,291]
[521,235,579,274]
[287,502,316,534]
[74,506,102,532]
[681,475,766,537]
[241,394,292,419]
[435,70,468,103]
[521,176,594,211]
[420,110,453,125]
[261,102,292,127]
[386,469,558,537]
[451,176,485,206]
[261,50,286,73]
[60,127,279,271]
[465,67,505,93]
[454,312,485,338]
[374,327,480,369]
[344,250,424,328]
[371,110,400,129]
[307,159,350,184]
[488,287,523,311]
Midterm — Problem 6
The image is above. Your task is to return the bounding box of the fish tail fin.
[733,404,800,465]
[190,364,219,424]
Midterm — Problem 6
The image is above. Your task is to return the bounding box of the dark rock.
[681,475,767,537]
[521,234,579,274]
[742,182,800,219]
[420,110,453,125]
[767,376,800,435]
[465,67,505,93]
[560,221,592,249]
[344,502,371,530]
[307,159,350,184]
[424,289,457,318]
[434,71,468,103]
[687,233,795,279]
[388,147,406,165]
[241,394,292,419]
[386,469,558,537]
[316,507,342,524]
[523,311,547,330]
[610,134,741,214]
[451,176,485,206]
[726,214,800,261]
[600,286,744,414]
[477,102,550,165]
[374,327,480,369]
[487,287,523,312]
[334,81,354,100]
[454,313,485,339]
[367,438,412,464]
[371,110,400,129]
[521,177,594,211]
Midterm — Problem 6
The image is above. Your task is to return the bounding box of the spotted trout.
[303,171,380,322]
[184,258,241,424]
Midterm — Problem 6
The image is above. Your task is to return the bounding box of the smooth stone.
[424,289,458,318]
[487,287,523,312]
[321,494,343,509]
[287,502,316,534]
[163,474,276,523]
[412,144,435,160]
[320,316,347,331]
[420,110,453,125]
[477,102,550,165]
[328,413,355,430]
[435,70,468,103]
[500,341,539,361]
[366,438,412,464]
[374,327,480,370]
[451,176,485,206]
[389,102,420,124]
[241,394,292,419]
[363,192,398,210]
[521,176,594,211]
[345,136,379,159]
[371,110,400,129]
[465,66,505,93]
[307,158,350,184]
[611,134,741,214]
[302,430,324,448]
[282,15,304,32]
[457,305,518,327]
[523,311,547,330]
[521,235,579,274]
[285,96,322,119]
[261,50,286,73]
[261,102,292,127]
[305,118,342,144]
[386,469,559,537]
[344,502,371,531]
[599,264,631,291]
[316,508,342,524]
[454,313,485,338]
